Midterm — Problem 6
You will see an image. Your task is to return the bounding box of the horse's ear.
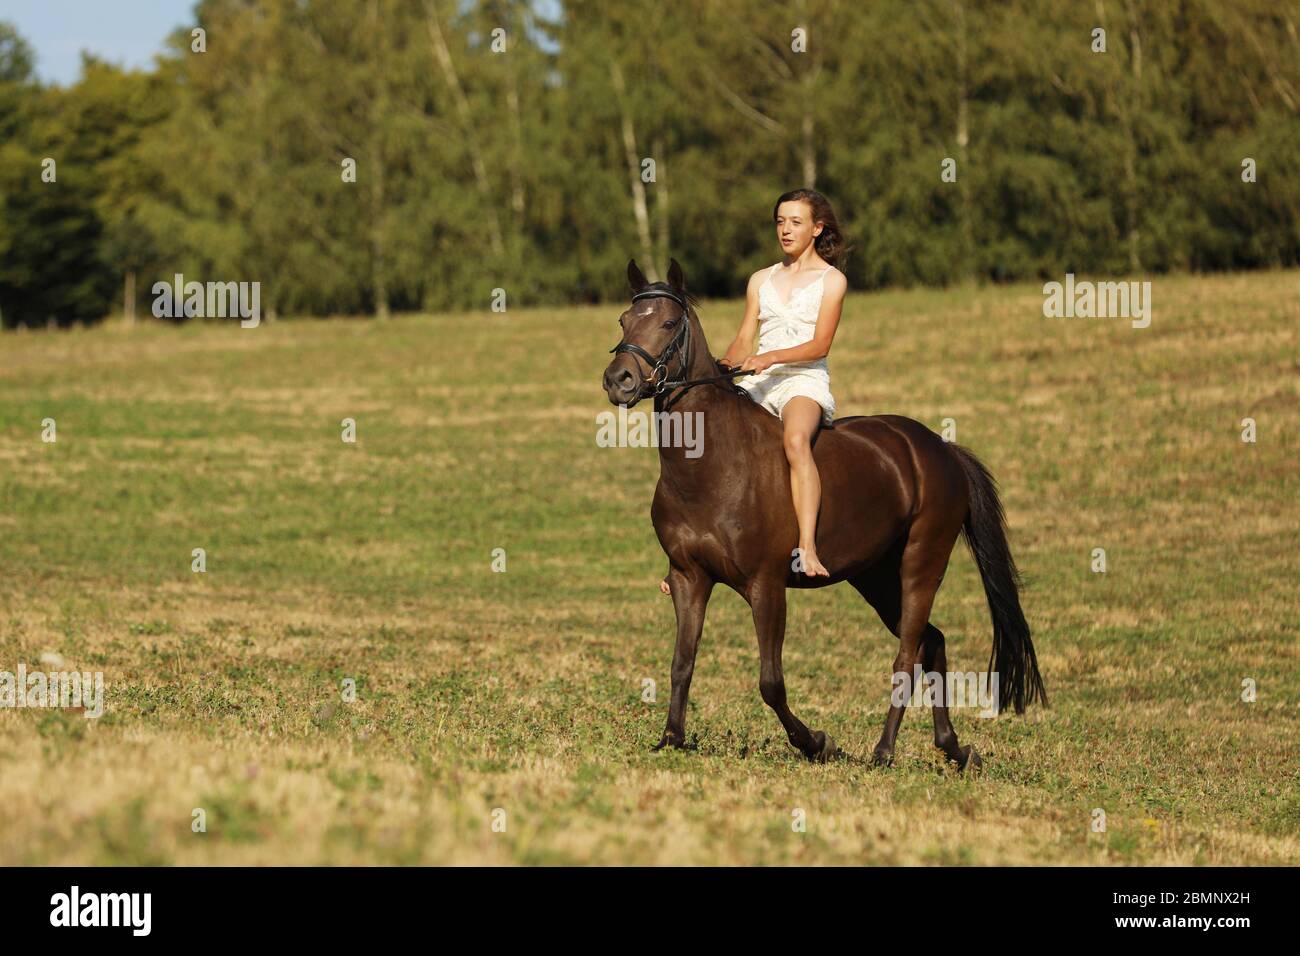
[627,259,648,293]
[667,258,686,294]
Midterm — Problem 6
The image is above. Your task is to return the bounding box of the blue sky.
[0,0,197,85]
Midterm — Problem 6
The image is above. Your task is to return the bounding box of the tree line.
[1,0,1297,328]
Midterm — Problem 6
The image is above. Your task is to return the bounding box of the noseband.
[609,288,750,401]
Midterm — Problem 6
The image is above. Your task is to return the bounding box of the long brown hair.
[772,188,849,268]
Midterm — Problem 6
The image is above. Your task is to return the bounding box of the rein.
[609,288,751,403]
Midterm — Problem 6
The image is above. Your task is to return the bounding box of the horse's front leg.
[653,565,714,751]
[750,578,838,762]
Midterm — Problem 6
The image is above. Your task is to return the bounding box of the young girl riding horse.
[660,188,847,594]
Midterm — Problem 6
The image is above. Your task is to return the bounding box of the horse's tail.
[950,443,1047,714]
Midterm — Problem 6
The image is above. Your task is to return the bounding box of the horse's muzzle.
[603,359,645,406]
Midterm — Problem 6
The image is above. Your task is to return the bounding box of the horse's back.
[800,416,918,575]
[824,413,957,467]
[815,412,967,536]
[818,413,938,466]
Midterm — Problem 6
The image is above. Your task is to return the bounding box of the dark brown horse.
[602,259,1046,769]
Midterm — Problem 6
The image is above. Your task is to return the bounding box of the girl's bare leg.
[781,398,829,576]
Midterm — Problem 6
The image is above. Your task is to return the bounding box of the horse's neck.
[682,311,719,381]
[654,313,745,471]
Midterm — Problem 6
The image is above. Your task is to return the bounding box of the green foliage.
[1,0,1298,326]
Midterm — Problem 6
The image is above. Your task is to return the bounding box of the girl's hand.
[739,353,776,374]
[719,347,747,370]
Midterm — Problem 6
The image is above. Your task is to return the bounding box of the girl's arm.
[719,271,764,368]
[741,269,847,372]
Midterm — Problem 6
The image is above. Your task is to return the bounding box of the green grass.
[0,269,1296,864]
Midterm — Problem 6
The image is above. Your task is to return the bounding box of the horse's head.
[603,258,693,407]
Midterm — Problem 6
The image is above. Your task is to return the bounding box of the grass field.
[0,270,1296,865]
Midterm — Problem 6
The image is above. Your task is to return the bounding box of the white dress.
[738,263,837,426]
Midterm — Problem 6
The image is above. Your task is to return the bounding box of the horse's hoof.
[808,730,839,763]
[871,747,894,768]
[958,745,983,774]
[650,733,691,754]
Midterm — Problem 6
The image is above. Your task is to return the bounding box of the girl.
[660,188,847,594]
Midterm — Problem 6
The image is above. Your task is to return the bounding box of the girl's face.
[775,200,822,257]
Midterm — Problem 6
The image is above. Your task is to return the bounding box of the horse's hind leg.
[749,578,837,762]
[919,624,980,771]
[852,526,965,768]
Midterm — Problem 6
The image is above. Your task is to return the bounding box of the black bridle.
[609,287,750,403]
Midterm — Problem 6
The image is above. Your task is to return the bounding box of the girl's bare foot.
[659,577,671,595]
[799,545,831,577]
